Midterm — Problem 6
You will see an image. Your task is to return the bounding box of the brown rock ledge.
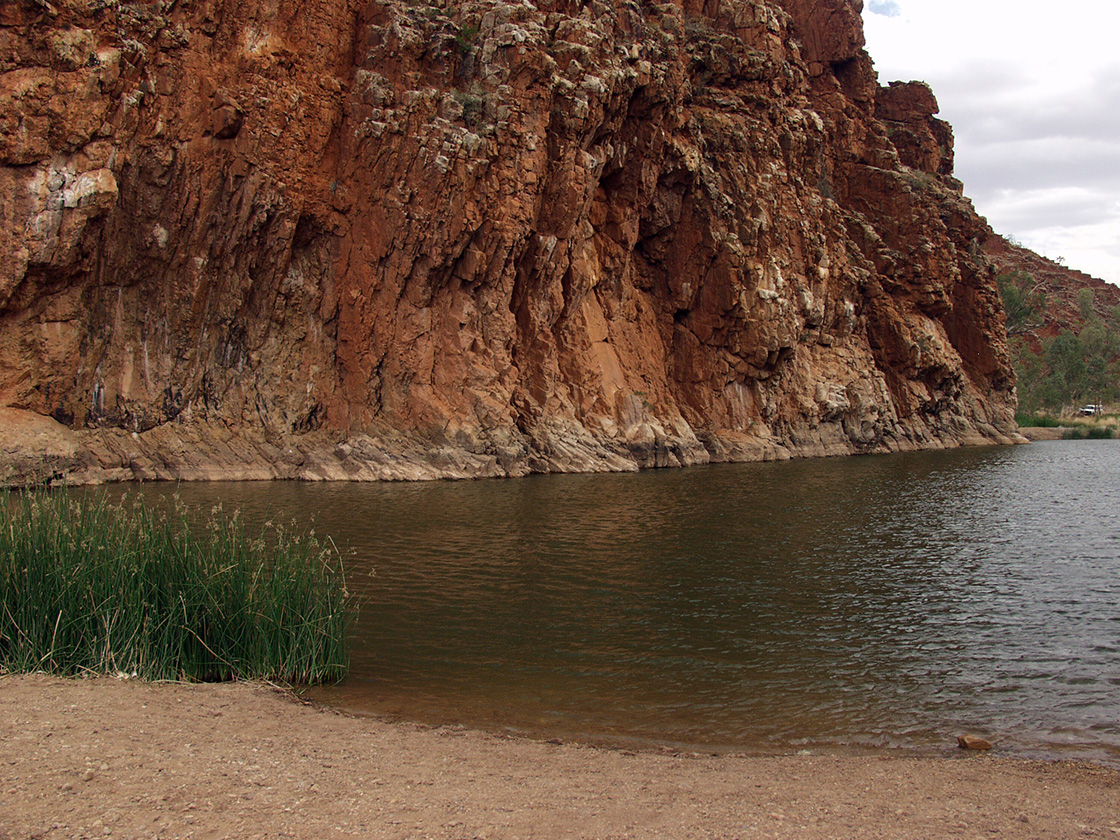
[2,675,1118,839]
[1016,426,1067,441]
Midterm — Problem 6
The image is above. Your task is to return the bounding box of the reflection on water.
[112,441,1120,763]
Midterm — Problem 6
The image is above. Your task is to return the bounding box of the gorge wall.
[0,0,1022,483]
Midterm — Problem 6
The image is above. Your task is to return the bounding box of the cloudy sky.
[861,0,1120,286]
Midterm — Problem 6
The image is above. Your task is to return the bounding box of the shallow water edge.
[92,440,1120,767]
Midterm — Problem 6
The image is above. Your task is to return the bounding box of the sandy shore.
[2,675,1118,840]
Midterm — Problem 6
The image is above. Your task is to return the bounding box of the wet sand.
[2,674,1118,839]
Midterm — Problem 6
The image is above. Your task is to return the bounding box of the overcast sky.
[861,0,1120,286]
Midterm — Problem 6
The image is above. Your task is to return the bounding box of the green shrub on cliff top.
[0,490,350,684]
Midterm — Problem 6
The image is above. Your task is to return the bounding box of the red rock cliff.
[0,0,1020,483]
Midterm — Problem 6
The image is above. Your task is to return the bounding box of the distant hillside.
[984,235,1120,414]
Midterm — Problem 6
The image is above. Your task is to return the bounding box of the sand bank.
[2,675,1117,839]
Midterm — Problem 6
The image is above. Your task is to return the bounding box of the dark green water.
[115,440,1120,763]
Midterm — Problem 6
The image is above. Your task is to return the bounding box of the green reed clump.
[1015,412,1061,428]
[0,490,350,684]
[1060,425,1115,440]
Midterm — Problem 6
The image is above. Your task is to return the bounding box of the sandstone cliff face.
[0,0,1020,483]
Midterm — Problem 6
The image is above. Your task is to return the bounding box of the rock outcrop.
[984,235,1120,348]
[0,0,1021,484]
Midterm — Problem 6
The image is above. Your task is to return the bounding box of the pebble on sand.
[958,734,994,750]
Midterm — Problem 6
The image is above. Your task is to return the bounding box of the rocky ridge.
[0,0,1021,484]
[984,235,1120,349]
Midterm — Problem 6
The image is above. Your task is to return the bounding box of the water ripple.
[110,440,1120,764]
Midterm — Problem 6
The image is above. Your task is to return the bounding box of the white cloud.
[961,137,1120,197]
[1018,219,1120,288]
[866,1,901,17]
[983,187,1119,234]
[861,1,1120,285]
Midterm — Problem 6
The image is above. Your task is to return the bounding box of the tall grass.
[1063,425,1117,440]
[0,489,350,683]
[1015,412,1062,428]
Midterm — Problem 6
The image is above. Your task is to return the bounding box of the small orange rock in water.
[957,734,993,750]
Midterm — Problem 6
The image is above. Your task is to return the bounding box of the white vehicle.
[1078,404,1103,416]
